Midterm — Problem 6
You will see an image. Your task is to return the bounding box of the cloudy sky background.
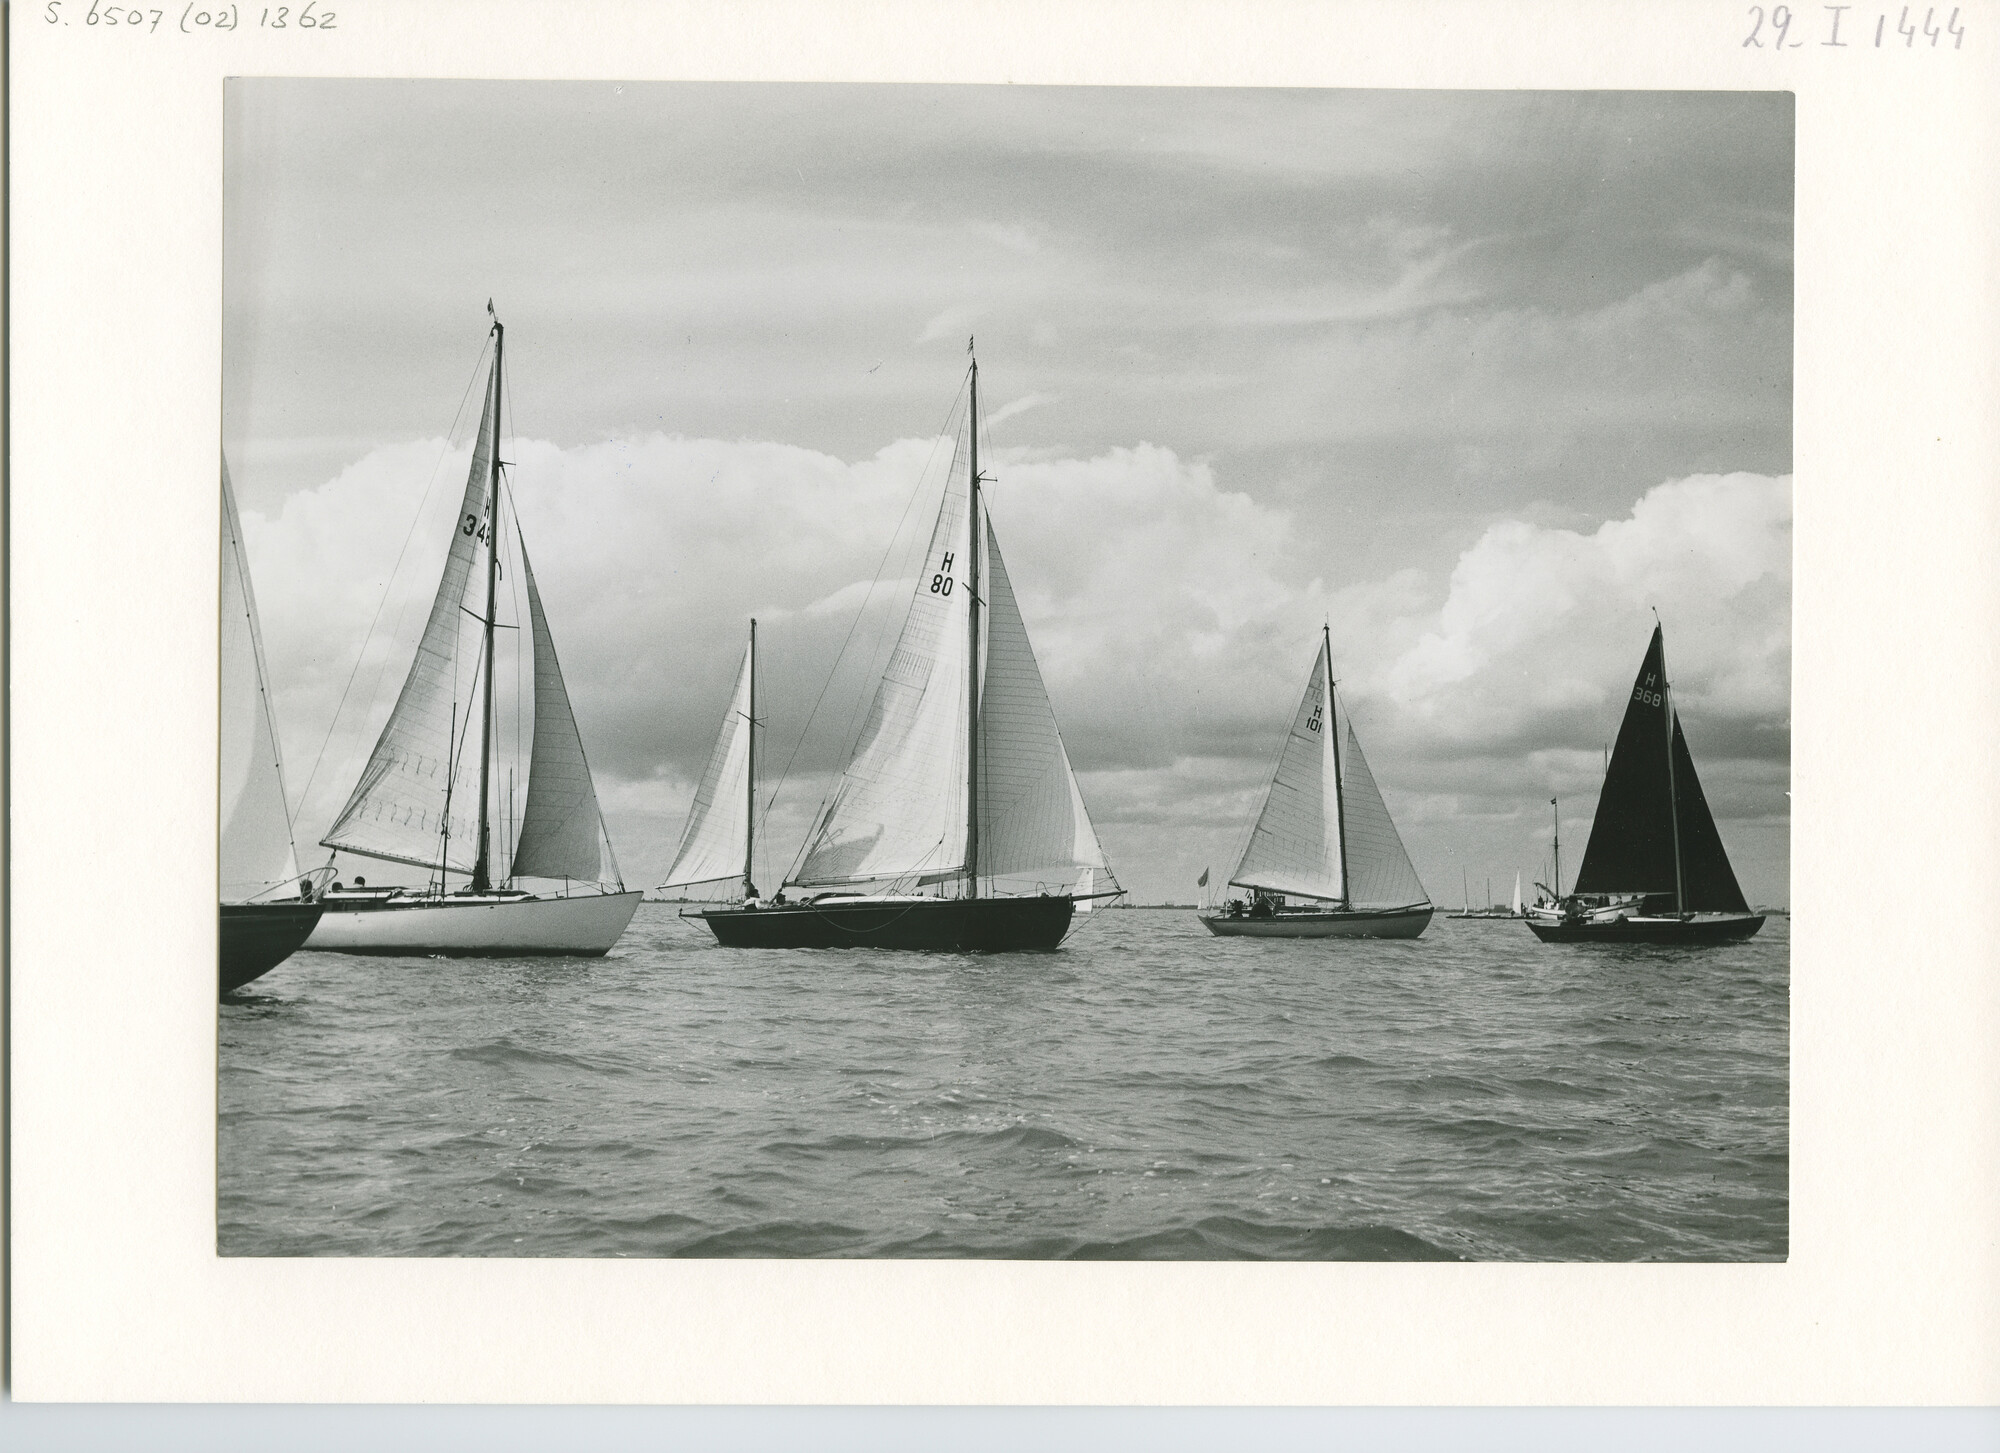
[225,82,1792,907]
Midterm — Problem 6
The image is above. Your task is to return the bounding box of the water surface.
[219,906,1787,1260]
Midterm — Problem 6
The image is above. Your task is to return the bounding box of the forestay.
[322,356,497,873]
[220,460,302,902]
[661,635,754,891]
[509,543,612,886]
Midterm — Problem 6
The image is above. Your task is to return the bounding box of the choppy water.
[219,906,1787,1260]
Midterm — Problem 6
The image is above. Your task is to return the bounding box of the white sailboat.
[220,458,324,993]
[659,620,760,903]
[306,310,641,956]
[694,346,1120,950]
[1510,871,1524,918]
[1200,628,1432,939]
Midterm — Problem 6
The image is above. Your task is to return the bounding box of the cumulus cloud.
[247,418,1787,906]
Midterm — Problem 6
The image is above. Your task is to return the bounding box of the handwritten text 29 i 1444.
[1745,4,1967,48]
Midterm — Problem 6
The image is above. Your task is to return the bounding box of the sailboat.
[306,310,642,956]
[693,348,1120,951]
[658,620,760,904]
[1510,871,1524,918]
[1200,628,1432,939]
[1525,623,1764,944]
[220,459,325,993]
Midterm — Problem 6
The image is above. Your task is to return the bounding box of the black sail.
[1572,626,1750,913]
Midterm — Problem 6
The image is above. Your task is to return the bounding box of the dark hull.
[1526,913,1765,945]
[698,895,1075,951]
[219,901,326,994]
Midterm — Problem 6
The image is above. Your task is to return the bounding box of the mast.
[745,618,758,899]
[1551,796,1562,899]
[964,346,983,900]
[470,316,504,893]
[1659,624,1685,914]
[1326,626,1349,908]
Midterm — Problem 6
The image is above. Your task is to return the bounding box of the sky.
[224,82,1793,907]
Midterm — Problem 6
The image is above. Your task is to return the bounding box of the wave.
[763,1124,1080,1157]
[447,1038,635,1075]
[1065,1216,1463,1261]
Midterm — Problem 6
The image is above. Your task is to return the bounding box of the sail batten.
[662,634,756,892]
[508,542,611,885]
[221,460,304,902]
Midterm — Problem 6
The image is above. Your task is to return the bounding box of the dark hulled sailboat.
[692,348,1120,951]
[220,459,324,993]
[1526,624,1765,945]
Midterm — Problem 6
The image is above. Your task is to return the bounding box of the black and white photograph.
[218,82,1791,1262]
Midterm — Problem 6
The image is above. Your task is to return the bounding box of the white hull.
[305,890,642,956]
[1200,905,1433,939]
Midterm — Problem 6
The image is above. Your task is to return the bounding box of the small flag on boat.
[1197,867,1210,887]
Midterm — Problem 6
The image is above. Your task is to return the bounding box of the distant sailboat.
[1200,628,1432,939]
[220,459,324,993]
[694,348,1120,950]
[307,311,641,955]
[1510,871,1524,918]
[1526,624,1764,944]
[660,621,760,903]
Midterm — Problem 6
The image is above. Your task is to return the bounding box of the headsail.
[1572,625,1749,912]
[975,520,1118,896]
[1230,638,1343,901]
[791,438,973,888]
[1335,713,1429,909]
[509,542,615,886]
[322,350,498,873]
[220,459,303,902]
[662,631,756,892]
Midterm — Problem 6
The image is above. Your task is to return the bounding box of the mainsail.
[509,543,613,885]
[321,353,498,873]
[1572,624,1750,912]
[662,630,756,892]
[220,459,303,902]
[1230,634,1428,909]
[1230,637,1343,901]
[792,443,973,888]
[791,389,1116,899]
